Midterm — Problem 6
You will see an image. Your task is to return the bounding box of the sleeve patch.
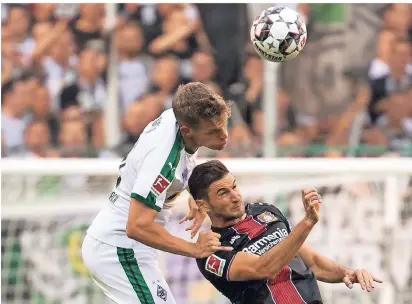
[205,255,226,277]
[151,174,171,195]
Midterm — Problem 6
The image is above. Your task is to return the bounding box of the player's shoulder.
[247,202,286,219]
[127,109,180,158]
[143,109,177,135]
[136,109,180,146]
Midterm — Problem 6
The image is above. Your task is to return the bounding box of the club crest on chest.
[257,211,277,224]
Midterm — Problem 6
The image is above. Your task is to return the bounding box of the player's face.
[205,173,245,222]
[192,114,229,151]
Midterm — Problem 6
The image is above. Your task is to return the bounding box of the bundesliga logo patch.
[257,211,277,223]
[205,255,226,277]
[151,174,170,195]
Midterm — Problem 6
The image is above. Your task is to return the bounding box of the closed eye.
[208,129,220,135]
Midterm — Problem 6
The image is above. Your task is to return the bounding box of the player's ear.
[196,199,209,212]
[180,125,192,137]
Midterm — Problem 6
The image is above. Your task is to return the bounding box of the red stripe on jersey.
[267,266,306,304]
[225,255,236,281]
[232,215,267,239]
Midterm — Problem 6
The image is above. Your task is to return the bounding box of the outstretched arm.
[126,198,231,258]
[298,243,348,283]
[298,243,383,291]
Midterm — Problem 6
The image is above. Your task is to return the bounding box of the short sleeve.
[130,120,184,212]
[196,251,237,282]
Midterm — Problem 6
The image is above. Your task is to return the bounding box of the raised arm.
[228,189,321,281]
[228,217,315,281]
[30,20,69,64]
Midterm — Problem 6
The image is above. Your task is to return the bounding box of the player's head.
[189,160,245,225]
[172,82,231,151]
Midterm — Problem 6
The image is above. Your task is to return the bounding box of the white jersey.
[87,109,198,248]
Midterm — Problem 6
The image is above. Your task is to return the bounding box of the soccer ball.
[250,6,307,62]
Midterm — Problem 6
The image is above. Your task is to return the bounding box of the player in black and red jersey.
[188,160,383,304]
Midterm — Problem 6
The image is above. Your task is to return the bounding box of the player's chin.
[209,140,228,151]
[231,210,244,220]
[223,211,244,221]
[230,205,244,217]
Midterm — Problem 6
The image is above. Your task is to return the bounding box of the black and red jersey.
[196,203,323,304]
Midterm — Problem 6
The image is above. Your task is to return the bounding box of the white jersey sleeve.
[130,133,184,211]
[116,110,184,212]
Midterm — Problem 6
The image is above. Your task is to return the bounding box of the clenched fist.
[301,188,322,224]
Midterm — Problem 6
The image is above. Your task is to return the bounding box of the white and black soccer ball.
[250,6,307,62]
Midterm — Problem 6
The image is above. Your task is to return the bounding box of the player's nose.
[220,128,228,141]
[230,189,241,201]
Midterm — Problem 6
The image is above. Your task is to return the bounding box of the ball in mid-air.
[250,6,307,62]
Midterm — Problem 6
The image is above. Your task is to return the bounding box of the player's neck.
[212,213,247,229]
[181,134,199,154]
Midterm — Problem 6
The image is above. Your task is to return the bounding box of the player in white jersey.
[82,82,233,304]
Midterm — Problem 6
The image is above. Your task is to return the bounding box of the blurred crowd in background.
[1,3,412,159]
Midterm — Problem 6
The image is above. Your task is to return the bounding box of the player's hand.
[194,230,233,259]
[179,196,208,239]
[343,269,383,292]
[301,188,322,224]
